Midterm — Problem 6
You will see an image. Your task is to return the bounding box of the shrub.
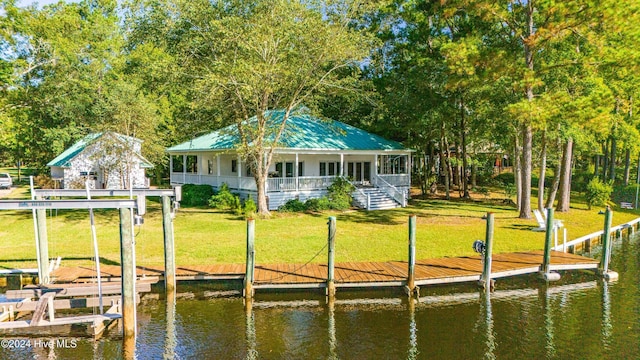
[305,197,332,212]
[34,175,56,189]
[180,184,215,207]
[243,198,257,217]
[327,177,355,210]
[503,183,516,199]
[208,183,240,210]
[571,170,592,193]
[278,199,306,212]
[585,178,613,209]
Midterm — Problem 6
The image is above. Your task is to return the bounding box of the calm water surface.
[1,236,639,359]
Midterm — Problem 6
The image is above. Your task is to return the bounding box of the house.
[167,111,413,210]
[47,132,153,189]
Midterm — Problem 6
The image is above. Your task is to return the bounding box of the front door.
[348,162,371,185]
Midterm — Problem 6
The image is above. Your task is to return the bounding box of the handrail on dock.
[551,216,640,252]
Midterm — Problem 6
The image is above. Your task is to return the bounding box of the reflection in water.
[328,298,337,360]
[245,300,258,360]
[479,291,496,360]
[602,281,612,349]
[407,299,418,360]
[164,292,177,360]
[543,286,556,359]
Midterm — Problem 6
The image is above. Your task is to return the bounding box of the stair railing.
[372,175,406,207]
[350,181,371,210]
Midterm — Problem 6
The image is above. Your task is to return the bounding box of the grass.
[0,184,638,270]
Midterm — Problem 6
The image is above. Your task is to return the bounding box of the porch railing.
[266,176,337,192]
[170,173,257,190]
[377,173,410,187]
[267,177,297,191]
[298,176,336,191]
[372,175,406,207]
[171,173,336,192]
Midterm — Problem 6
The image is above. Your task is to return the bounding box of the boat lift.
[0,197,143,341]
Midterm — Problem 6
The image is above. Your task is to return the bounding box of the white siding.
[60,136,148,189]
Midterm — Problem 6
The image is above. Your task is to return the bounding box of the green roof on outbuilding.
[47,132,153,168]
[47,133,103,167]
[167,111,409,152]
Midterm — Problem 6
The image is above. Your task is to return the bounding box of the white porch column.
[182,154,186,184]
[374,154,378,177]
[237,155,242,189]
[197,155,201,184]
[407,153,412,200]
[169,155,173,183]
[295,153,299,191]
[407,154,412,182]
[340,153,344,177]
[216,154,221,187]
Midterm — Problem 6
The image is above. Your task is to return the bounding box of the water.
[2,236,639,359]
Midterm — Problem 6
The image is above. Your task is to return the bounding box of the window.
[285,162,294,177]
[378,155,408,175]
[186,155,197,173]
[298,162,304,177]
[275,162,294,177]
[207,160,214,174]
[79,171,97,180]
[172,155,184,173]
[320,162,341,176]
[232,160,237,173]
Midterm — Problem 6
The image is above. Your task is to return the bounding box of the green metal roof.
[47,132,153,168]
[167,111,409,152]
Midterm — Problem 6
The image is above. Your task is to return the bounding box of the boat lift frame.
[0,196,148,344]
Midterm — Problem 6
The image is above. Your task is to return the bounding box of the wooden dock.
[48,250,598,291]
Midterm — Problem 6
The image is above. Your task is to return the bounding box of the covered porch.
[168,151,411,192]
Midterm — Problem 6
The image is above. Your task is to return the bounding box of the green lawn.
[0,185,637,270]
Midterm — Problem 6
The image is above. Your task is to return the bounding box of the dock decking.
[48,250,599,290]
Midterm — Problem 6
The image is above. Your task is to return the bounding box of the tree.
[137,0,375,215]
[1,0,169,179]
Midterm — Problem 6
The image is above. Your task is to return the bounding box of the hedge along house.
[47,132,153,189]
[167,112,413,210]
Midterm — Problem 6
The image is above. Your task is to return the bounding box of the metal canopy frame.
[0,197,141,343]
[0,199,138,211]
[33,187,182,202]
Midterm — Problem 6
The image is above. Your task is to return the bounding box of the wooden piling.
[480,213,495,290]
[599,207,612,273]
[162,196,176,294]
[327,216,336,298]
[599,206,618,281]
[244,218,255,299]
[541,208,561,281]
[35,209,49,285]
[119,207,136,350]
[406,215,417,296]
